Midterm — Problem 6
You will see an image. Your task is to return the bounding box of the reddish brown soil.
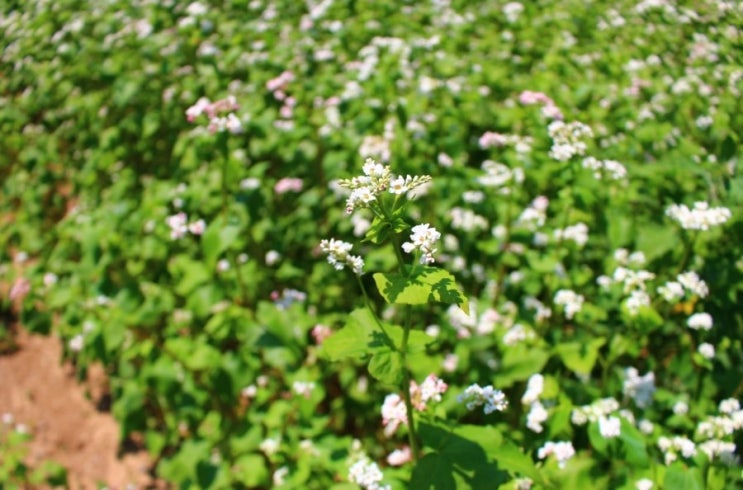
[0,329,154,489]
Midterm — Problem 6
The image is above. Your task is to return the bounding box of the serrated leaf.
[373,267,468,312]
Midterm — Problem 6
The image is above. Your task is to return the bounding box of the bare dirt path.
[0,328,154,489]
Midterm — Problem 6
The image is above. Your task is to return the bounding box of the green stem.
[400,305,420,462]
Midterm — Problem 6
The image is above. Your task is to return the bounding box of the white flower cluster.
[687,312,713,331]
[623,367,656,408]
[185,95,243,134]
[502,323,537,346]
[554,289,585,320]
[522,374,548,433]
[477,160,525,191]
[581,156,628,180]
[446,302,501,338]
[571,397,620,425]
[478,132,534,154]
[553,222,589,247]
[402,223,441,264]
[516,196,549,231]
[319,238,364,275]
[572,398,625,439]
[665,202,731,230]
[658,270,709,302]
[696,398,743,440]
[166,212,205,240]
[338,158,431,214]
[547,120,593,161]
[537,441,576,468]
[449,207,488,232]
[658,435,696,465]
[381,375,448,437]
[458,383,508,414]
[348,457,390,490]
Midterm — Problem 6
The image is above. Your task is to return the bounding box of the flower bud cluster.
[337,158,431,214]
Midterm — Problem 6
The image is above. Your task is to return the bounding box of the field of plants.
[2,0,742,488]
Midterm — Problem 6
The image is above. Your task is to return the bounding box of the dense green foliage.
[1,0,742,488]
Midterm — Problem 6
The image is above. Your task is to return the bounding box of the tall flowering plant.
[319,158,468,459]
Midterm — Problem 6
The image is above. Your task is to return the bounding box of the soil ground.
[0,328,154,489]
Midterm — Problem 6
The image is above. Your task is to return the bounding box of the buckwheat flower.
[720,399,740,415]
[43,273,58,287]
[292,381,315,399]
[635,478,654,490]
[687,312,713,331]
[503,323,536,345]
[458,384,508,414]
[442,353,459,372]
[68,334,84,352]
[625,290,650,316]
[381,394,407,437]
[537,441,576,468]
[437,152,453,167]
[677,271,709,297]
[413,374,448,408]
[188,219,206,235]
[526,401,548,433]
[658,281,685,302]
[658,436,696,464]
[348,457,390,490]
[274,177,303,194]
[166,212,188,239]
[402,224,441,265]
[9,277,30,302]
[698,342,715,359]
[623,367,656,408]
[699,440,737,464]
[665,202,731,230]
[554,222,589,247]
[450,207,488,232]
[311,324,332,344]
[260,437,281,456]
[514,478,534,490]
[548,120,593,161]
[599,416,621,438]
[387,446,412,466]
[554,289,584,320]
[265,250,281,266]
[479,131,509,148]
[320,238,365,275]
[521,374,544,405]
[673,401,689,415]
[273,466,289,486]
[639,419,654,434]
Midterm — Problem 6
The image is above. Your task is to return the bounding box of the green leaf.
[493,345,550,388]
[618,418,649,467]
[490,440,546,485]
[555,338,606,376]
[368,350,404,385]
[410,453,456,490]
[663,462,704,490]
[233,454,269,487]
[373,267,468,312]
[320,308,389,361]
[202,221,240,270]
